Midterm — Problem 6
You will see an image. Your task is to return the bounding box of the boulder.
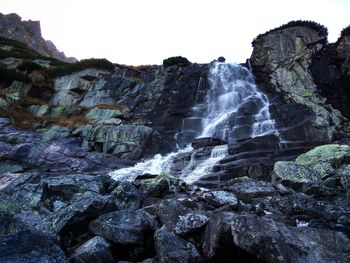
[89,210,158,245]
[225,177,276,202]
[174,213,209,236]
[111,181,141,210]
[230,213,350,263]
[201,190,238,209]
[44,191,110,235]
[70,236,115,263]
[139,173,186,198]
[154,226,203,263]
[0,229,68,263]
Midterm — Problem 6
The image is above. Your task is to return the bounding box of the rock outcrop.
[251,21,347,143]
[0,12,76,62]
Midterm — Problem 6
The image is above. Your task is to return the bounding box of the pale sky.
[1,0,349,65]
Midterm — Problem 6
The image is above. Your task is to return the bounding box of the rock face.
[251,22,346,143]
[310,30,350,120]
[0,12,76,62]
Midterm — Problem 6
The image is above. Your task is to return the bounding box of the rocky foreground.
[0,14,350,263]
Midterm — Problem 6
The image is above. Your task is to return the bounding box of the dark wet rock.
[154,225,203,263]
[139,173,186,198]
[42,174,112,200]
[191,137,227,149]
[89,210,158,245]
[310,33,350,120]
[174,213,209,236]
[230,213,350,263]
[111,181,141,210]
[225,177,276,202]
[0,229,68,263]
[70,236,115,263]
[201,190,238,209]
[44,191,110,236]
[273,161,322,186]
[155,198,211,225]
[201,212,238,260]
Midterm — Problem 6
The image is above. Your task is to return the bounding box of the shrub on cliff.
[0,36,46,60]
[253,20,328,46]
[163,56,191,67]
[18,61,45,72]
[48,58,115,77]
[0,67,31,86]
[340,25,350,37]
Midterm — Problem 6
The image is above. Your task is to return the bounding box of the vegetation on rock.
[252,20,328,45]
[48,58,115,77]
[0,67,31,86]
[163,56,191,67]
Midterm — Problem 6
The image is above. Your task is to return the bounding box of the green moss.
[295,144,350,167]
[17,61,46,72]
[0,67,31,86]
[253,20,328,46]
[163,56,191,67]
[0,200,19,214]
[48,58,115,77]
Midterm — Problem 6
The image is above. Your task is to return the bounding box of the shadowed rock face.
[0,12,76,62]
[251,24,346,143]
[310,33,350,121]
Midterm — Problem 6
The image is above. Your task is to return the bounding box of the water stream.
[110,62,279,183]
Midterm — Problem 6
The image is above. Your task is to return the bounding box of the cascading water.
[110,62,279,184]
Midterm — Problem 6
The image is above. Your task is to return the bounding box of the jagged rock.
[139,173,186,198]
[174,213,209,236]
[42,174,111,200]
[273,161,322,185]
[74,124,155,160]
[251,22,345,142]
[51,69,110,105]
[225,177,276,202]
[0,229,68,263]
[70,236,115,263]
[111,181,141,210]
[85,107,130,123]
[154,226,203,263]
[295,144,350,167]
[43,191,110,235]
[230,213,350,263]
[28,104,49,117]
[42,125,70,142]
[273,144,350,191]
[201,190,238,209]
[310,32,350,120]
[89,210,158,245]
[0,12,76,62]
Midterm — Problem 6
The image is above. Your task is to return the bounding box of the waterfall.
[110,62,279,184]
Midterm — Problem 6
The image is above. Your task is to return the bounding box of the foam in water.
[110,62,279,183]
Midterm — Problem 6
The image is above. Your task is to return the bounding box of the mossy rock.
[140,173,186,198]
[273,161,322,184]
[295,144,350,168]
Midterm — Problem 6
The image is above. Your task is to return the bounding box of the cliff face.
[310,30,350,120]
[0,13,76,62]
[1,17,350,263]
[251,23,346,143]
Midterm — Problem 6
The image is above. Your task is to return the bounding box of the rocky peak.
[0,12,76,63]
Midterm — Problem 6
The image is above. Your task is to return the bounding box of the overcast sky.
[1,0,349,65]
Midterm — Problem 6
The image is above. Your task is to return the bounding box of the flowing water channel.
[110,62,279,183]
